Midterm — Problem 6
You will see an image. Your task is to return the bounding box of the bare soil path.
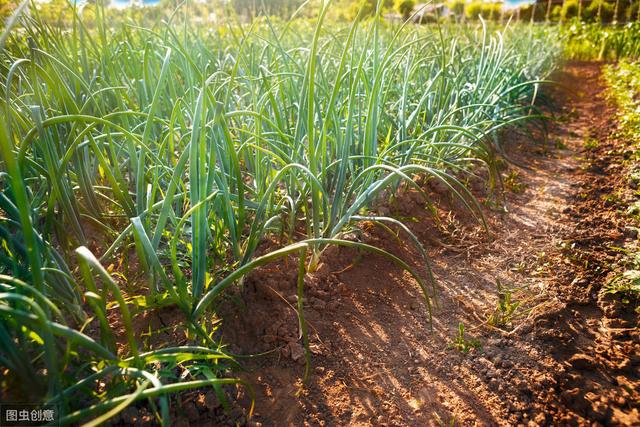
[213,62,639,426]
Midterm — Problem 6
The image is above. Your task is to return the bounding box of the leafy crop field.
[563,21,640,60]
[1,1,639,425]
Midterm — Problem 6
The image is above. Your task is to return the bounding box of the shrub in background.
[561,0,580,20]
[396,0,416,20]
[585,0,615,22]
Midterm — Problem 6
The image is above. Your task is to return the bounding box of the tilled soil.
[212,62,639,426]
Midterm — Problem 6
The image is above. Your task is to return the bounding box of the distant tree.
[349,0,394,20]
[626,0,639,20]
[448,0,466,16]
[1,0,17,21]
[465,1,483,19]
[485,2,501,19]
[465,1,501,20]
[395,0,415,20]
[231,0,306,19]
[33,0,74,25]
[585,0,614,21]
[561,0,579,19]
[518,2,546,21]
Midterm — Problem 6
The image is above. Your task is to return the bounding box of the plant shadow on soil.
[207,62,639,427]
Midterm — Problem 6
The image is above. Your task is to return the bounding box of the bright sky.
[503,0,537,8]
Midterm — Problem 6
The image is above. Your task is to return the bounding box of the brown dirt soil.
[213,62,640,426]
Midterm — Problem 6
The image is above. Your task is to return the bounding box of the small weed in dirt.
[604,246,640,308]
[602,191,623,207]
[555,140,568,149]
[629,169,640,189]
[450,323,482,353]
[504,171,527,194]
[560,242,590,269]
[483,198,508,213]
[510,260,527,274]
[487,279,521,329]
[584,137,600,150]
[432,413,457,427]
[604,271,640,309]
[531,251,554,276]
[626,201,640,218]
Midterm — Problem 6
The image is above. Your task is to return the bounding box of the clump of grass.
[555,140,567,149]
[602,248,640,309]
[584,137,600,150]
[604,270,640,306]
[450,322,482,353]
[628,168,640,188]
[503,170,527,194]
[487,279,521,329]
